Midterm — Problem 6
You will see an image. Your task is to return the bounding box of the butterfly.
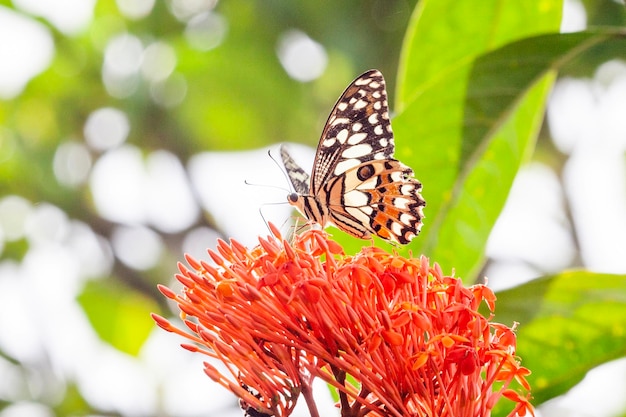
[280,69,425,244]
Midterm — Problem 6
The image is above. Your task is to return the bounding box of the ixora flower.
[152,224,533,417]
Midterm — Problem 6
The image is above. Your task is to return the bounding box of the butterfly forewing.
[280,69,425,244]
[311,70,395,194]
[280,146,310,195]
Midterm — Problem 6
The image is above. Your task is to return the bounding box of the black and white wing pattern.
[280,69,425,244]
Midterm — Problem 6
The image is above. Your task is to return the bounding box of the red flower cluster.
[152,224,533,417]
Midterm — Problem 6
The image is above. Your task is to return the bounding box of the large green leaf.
[393,0,564,276]
[332,0,563,257]
[392,28,626,281]
[493,271,626,405]
[396,0,563,110]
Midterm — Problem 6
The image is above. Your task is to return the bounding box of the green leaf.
[333,0,564,257]
[462,31,614,163]
[394,0,563,276]
[429,73,554,277]
[396,0,563,110]
[392,25,626,281]
[493,271,626,405]
[77,279,159,356]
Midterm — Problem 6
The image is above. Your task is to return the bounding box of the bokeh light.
[12,0,95,34]
[84,107,130,151]
[111,225,164,270]
[0,8,54,99]
[0,196,33,242]
[53,141,93,187]
[116,0,156,20]
[102,33,144,98]
[277,30,328,82]
[141,41,177,82]
[184,11,227,51]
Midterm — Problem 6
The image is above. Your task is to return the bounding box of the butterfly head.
[285,188,333,231]
[287,192,299,204]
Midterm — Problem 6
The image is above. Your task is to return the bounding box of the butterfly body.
[281,70,425,244]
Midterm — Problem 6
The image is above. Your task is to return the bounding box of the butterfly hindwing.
[280,69,425,244]
[324,159,424,244]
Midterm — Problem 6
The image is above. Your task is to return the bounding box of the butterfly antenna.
[268,147,296,192]
[251,147,303,239]
[241,147,292,193]
[243,179,290,193]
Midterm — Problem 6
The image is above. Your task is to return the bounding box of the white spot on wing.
[400,213,415,224]
[352,122,362,131]
[346,206,372,224]
[357,177,378,190]
[331,117,349,126]
[347,132,368,145]
[393,197,411,209]
[391,222,403,236]
[354,99,367,110]
[374,125,383,135]
[342,143,372,158]
[336,129,349,143]
[368,113,379,124]
[323,138,336,147]
[337,102,348,111]
[344,189,369,207]
[334,158,360,174]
